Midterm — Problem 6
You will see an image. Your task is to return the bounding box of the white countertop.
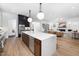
[22,31,57,41]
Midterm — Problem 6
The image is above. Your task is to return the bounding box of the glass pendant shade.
[27,17,32,22]
[37,3,44,20]
[27,10,32,22]
[37,12,44,20]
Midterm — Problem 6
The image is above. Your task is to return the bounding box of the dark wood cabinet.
[34,38,41,56]
[22,32,56,56]
[18,15,29,37]
[22,33,29,47]
[22,33,41,56]
[18,15,29,27]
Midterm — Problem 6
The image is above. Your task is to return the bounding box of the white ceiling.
[0,3,79,21]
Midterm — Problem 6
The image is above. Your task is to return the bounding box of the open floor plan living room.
[0,3,79,56]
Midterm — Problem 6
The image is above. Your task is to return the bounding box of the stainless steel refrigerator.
[18,24,25,37]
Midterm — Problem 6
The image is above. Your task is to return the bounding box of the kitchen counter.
[22,31,56,41]
[22,31,57,56]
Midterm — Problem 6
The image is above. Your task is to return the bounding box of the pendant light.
[37,3,44,20]
[27,10,32,31]
[27,10,32,23]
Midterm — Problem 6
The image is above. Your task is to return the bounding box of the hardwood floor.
[55,37,79,56]
[0,37,33,56]
[0,37,79,56]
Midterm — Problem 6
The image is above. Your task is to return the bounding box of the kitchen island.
[22,31,57,56]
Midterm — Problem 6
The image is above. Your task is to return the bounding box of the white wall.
[47,17,79,31]
[1,11,18,37]
[67,17,79,30]
[0,10,1,27]
[32,22,42,32]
